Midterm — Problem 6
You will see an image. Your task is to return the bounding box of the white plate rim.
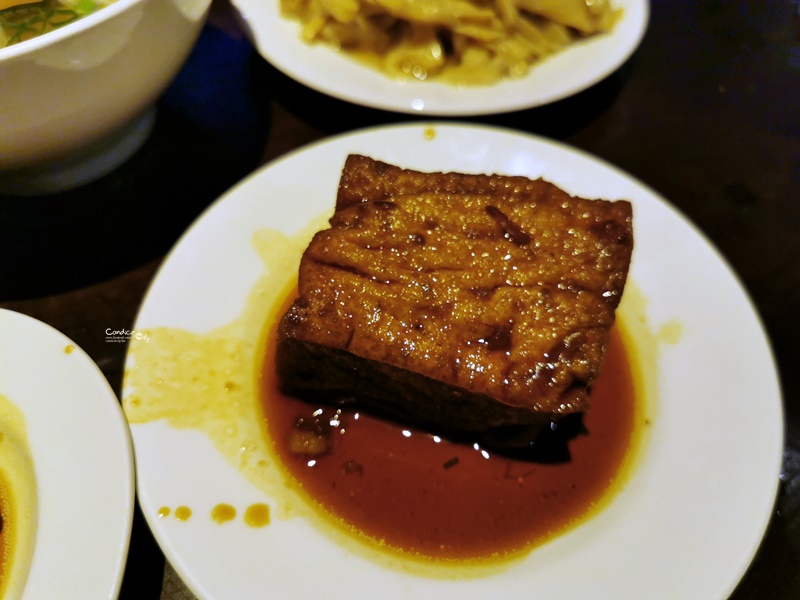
[124,121,783,600]
[230,0,650,115]
[0,308,135,600]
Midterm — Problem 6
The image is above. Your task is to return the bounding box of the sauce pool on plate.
[124,221,648,572]
[260,290,639,562]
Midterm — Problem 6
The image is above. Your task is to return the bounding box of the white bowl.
[0,0,212,195]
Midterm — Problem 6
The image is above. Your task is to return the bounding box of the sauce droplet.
[211,503,237,524]
[64,345,75,354]
[244,503,270,528]
[657,320,683,345]
[423,127,436,140]
[157,506,171,519]
[174,506,193,521]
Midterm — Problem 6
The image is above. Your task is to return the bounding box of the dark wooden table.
[2,0,798,597]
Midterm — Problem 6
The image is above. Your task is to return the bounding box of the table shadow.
[0,26,272,302]
[254,51,634,141]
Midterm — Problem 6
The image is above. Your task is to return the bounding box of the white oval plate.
[124,123,782,600]
[0,309,134,599]
[231,0,649,115]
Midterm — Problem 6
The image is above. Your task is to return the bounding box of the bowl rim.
[0,0,144,61]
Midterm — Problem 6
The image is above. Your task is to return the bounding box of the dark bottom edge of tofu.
[275,337,587,461]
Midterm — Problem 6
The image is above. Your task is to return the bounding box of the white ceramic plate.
[0,309,134,599]
[230,0,649,115]
[123,123,782,600]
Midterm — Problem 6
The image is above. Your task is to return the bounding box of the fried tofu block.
[276,155,633,444]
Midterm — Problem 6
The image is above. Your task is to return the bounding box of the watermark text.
[105,328,150,343]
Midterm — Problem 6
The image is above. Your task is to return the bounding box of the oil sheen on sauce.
[260,291,638,562]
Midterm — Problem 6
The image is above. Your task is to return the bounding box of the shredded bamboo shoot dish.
[281,0,622,85]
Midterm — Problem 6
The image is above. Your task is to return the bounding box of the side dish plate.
[230,0,649,115]
[124,123,782,600]
[0,309,134,600]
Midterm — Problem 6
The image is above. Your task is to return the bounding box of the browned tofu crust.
[276,155,633,440]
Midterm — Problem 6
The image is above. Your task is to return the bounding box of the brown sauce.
[260,292,637,561]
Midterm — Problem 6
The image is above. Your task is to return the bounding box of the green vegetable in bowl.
[0,0,105,47]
